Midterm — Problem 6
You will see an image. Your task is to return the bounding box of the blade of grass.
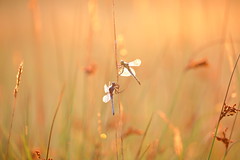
[207,53,240,160]
[21,135,32,160]
[139,143,151,160]
[222,102,240,160]
[45,85,65,160]
[135,114,153,160]
[222,35,240,160]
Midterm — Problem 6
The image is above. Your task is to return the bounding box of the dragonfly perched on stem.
[102,82,120,115]
[119,59,141,85]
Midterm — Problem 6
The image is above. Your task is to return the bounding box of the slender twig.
[135,114,153,160]
[208,53,240,160]
[45,86,65,160]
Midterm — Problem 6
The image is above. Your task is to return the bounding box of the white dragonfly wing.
[119,67,136,76]
[104,84,109,93]
[103,93,111,103]
[119,67,131,76]
[130,67,136,76]
[128,59,141,66]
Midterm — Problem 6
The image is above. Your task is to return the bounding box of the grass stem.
[207,53,240,160]
[45,85,65,160]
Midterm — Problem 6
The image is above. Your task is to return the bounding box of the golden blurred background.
[1,0,240,159]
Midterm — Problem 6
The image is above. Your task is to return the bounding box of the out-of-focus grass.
[1,0,240,159]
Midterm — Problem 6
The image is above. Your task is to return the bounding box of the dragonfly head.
[111,82,120,90]
[111,82,117,86]
[120,60,125,65]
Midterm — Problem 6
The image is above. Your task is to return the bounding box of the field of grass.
[1,0,240,159]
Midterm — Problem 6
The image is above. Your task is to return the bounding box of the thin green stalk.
[223,38,240,159]
[139,144,151,160]
[64,61,80,159]
[5,98,17,160]
[45,86,65,160]
[21,135,32,160]
[223,140,240,158]
[168,73,185,118]
[135,114,153,160]
[208,53,240,160]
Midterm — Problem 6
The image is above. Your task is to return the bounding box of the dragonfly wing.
[118,67,124,75]
[104,84,109,93]
[128,59,141,66]
[130,67,136,76]
[103,94,111,103]
[119,67,132,76]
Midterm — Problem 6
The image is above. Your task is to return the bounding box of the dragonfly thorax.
[120,60,127,66]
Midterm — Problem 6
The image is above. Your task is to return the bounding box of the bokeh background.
[1,0,240,159]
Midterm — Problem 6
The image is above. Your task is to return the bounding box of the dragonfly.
[119,59,141,85]
[102,82,120,115]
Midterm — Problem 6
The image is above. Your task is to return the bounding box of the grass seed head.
[122,127,143,138]
[220,103,239,120]
[13,61,23,98]
[185,58,209,70]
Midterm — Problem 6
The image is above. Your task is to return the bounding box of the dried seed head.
[220,103,239,120]
[13,61,23,98]
[122,127,143,138]
[185,58,209,70]
[173,128,183,157]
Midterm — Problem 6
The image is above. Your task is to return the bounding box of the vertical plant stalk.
[112,0,119,82]
[135,114,153,160]
[208,53,240,160]
[223,37,240,159]
[45,86,65,160]
[6,62,24,160]
[139,143,151,160]
[112,0,123,159]
[223,102,240,160]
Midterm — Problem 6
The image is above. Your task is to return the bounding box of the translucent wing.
[119,67,131,76]
[103,93,111,103]
[118,67,124,75]
[129,67,136,76]
[128,59,141,66]
[120,67,136,77]
[104,84,109,93]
